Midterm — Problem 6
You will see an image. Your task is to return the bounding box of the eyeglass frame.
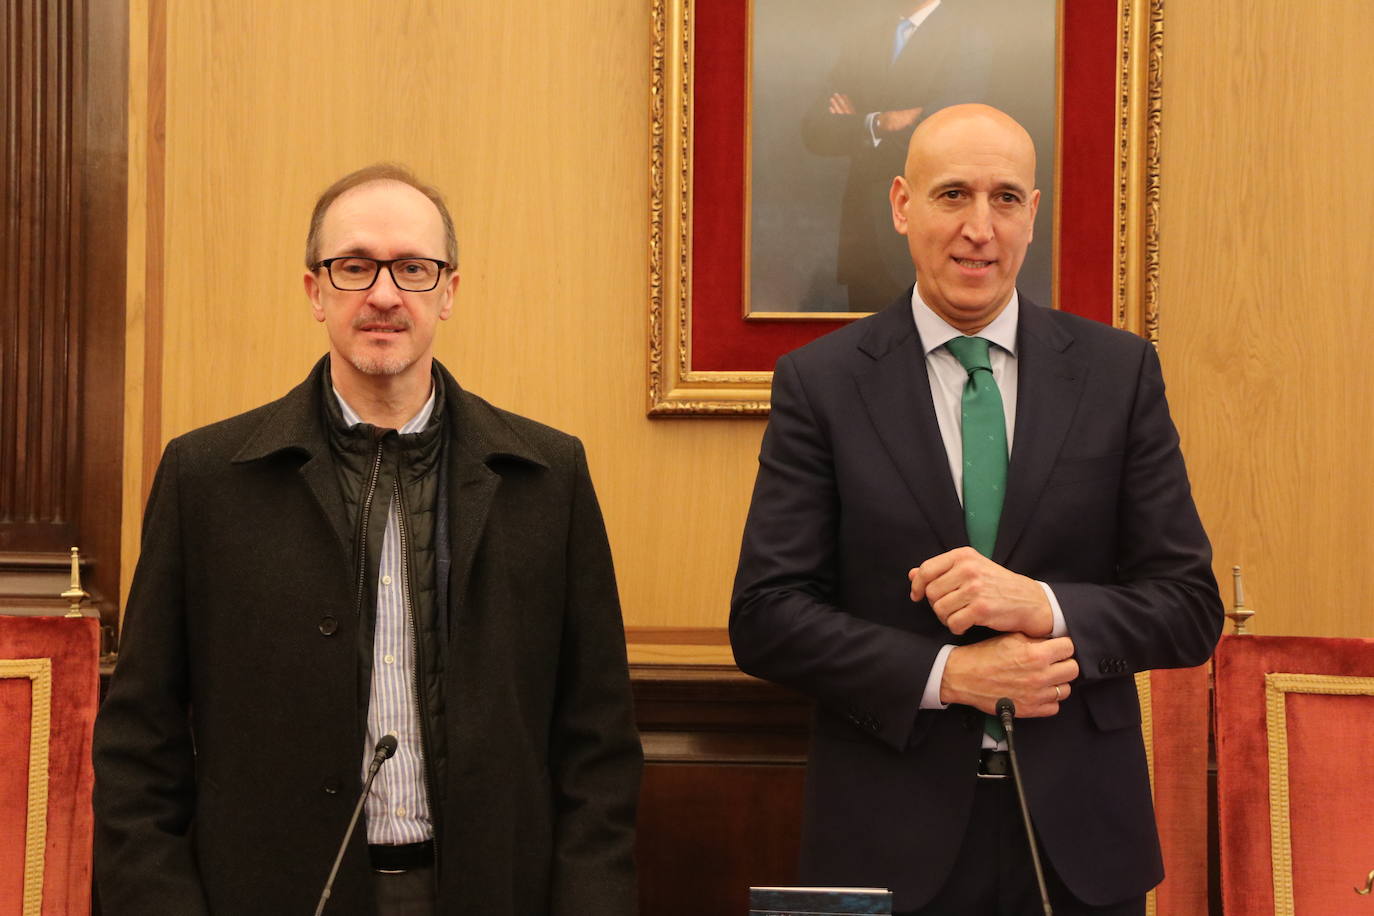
[310,256,455,292]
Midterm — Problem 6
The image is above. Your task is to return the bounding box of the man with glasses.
[94,164,642,915]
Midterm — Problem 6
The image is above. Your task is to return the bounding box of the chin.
[347,351,413,377]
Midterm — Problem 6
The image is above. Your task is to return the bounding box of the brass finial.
[1225,565,1255,635]
[60,546,90,618]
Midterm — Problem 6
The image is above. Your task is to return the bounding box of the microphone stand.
[314,735,398,916]
[998,699,1053,916]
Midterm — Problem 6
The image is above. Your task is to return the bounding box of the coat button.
[318,616,339,636]
[323,777,341,795]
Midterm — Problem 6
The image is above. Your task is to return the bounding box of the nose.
[365,265,404,308]
[961,197,994,245]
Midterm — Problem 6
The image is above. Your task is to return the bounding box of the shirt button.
[382,575,393,586]
[384,654,395,665]
[396,806,406,817]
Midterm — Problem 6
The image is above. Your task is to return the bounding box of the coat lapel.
[854,300,967,552]
[231,355,352,563]
[436,362,548,642]
[993,302,1086,564]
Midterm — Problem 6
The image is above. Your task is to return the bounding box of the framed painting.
[648,0,1162,416]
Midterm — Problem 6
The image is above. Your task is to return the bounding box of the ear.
[438,271,459,321]
[890,176,912,236]
[1026,188,1041,244]
[304,269,326,322]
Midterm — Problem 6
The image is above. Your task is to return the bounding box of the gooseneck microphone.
[314,734,399,916]
[997,698,1053,916]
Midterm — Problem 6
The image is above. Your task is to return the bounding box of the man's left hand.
[909,547,1053,637]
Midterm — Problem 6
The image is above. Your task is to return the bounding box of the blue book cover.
[749,886,893,915]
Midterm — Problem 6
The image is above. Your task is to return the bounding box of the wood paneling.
[1,0,126,628]
[1,0,81,552]
[633,665,809,915]
[1160,0,1374,638]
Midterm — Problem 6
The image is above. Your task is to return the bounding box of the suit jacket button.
[323,777,341,795]
[318,616,339,636]
[1099,659,1111,674]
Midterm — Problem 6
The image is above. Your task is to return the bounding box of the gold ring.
[1053,684,1062,702]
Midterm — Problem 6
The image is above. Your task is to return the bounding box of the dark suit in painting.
[803,5,992,310]
[730,294,1222,910]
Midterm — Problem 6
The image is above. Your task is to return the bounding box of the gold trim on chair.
[1134,670,1156,916]
[1264,673,1374,916]
[0,658,53,916]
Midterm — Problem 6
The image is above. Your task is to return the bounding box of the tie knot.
[945,336,993,374]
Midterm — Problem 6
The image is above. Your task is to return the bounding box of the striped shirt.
[335,387,436,845]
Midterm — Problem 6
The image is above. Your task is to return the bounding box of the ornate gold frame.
[648,0,1163,416]
[0,657,53,916]
[1263,672,1374,916]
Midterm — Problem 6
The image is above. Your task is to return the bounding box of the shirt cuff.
[920,643,956,709]
[1040,581,1068,637]
[864,111,882,147]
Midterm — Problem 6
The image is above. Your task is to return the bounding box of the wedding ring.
[1053,684,1062,702]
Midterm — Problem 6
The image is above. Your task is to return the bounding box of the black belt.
[977,749,1011,779]
[369,840,434,872]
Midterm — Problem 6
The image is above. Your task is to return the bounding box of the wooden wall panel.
[1160,1,1374,637]
[1,0,81,553]
[2,0,126,628]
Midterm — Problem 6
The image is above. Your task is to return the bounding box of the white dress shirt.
[907,290,1068,739]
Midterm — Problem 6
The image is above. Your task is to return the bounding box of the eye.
[336,258,373,276]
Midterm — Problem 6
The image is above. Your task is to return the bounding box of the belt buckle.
[977,749,1010,780]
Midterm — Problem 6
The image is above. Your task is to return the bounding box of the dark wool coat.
[93,357,642,915]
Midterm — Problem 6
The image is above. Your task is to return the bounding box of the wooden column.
[0,0,127,634]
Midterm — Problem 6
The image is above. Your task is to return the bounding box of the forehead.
[910,119,1036,190]
[317,180,446,257]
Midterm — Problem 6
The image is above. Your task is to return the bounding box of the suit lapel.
[855,301,967,552]
[993,303,1086,564]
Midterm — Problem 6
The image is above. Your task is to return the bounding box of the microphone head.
[376,734,399,759]
[995,698,1016,719]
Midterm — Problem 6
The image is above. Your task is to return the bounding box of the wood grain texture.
[1160,0,1374,638]
[2,0,126,627]
[1,0,79,548]
[124,0,764,631]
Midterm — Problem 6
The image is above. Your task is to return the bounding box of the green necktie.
[944,336,1009,740]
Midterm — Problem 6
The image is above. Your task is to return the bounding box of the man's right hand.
[939,632,1078,717]
[876,106,923,134]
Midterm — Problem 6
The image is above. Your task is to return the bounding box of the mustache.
[352,311,413,331]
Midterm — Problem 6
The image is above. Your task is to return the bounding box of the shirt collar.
[333,383,437,434]
[910,286,1020,357]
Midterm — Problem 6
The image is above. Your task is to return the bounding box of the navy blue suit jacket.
[730,295,1222,910]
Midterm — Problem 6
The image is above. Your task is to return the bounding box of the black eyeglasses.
[312,257,452,292]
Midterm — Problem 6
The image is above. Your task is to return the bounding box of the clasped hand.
[908,547,1078,717]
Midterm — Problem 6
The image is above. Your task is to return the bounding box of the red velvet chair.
[0,616,100,915]
[1138,664,1211,916]
[1214,634,1374,915]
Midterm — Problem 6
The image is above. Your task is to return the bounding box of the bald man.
[731,106,1221,915]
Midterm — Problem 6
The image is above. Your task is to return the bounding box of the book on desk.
[748,886,893,915]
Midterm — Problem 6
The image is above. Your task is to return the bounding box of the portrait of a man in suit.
[731,105,1223,914]
[748,0,1057,315]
